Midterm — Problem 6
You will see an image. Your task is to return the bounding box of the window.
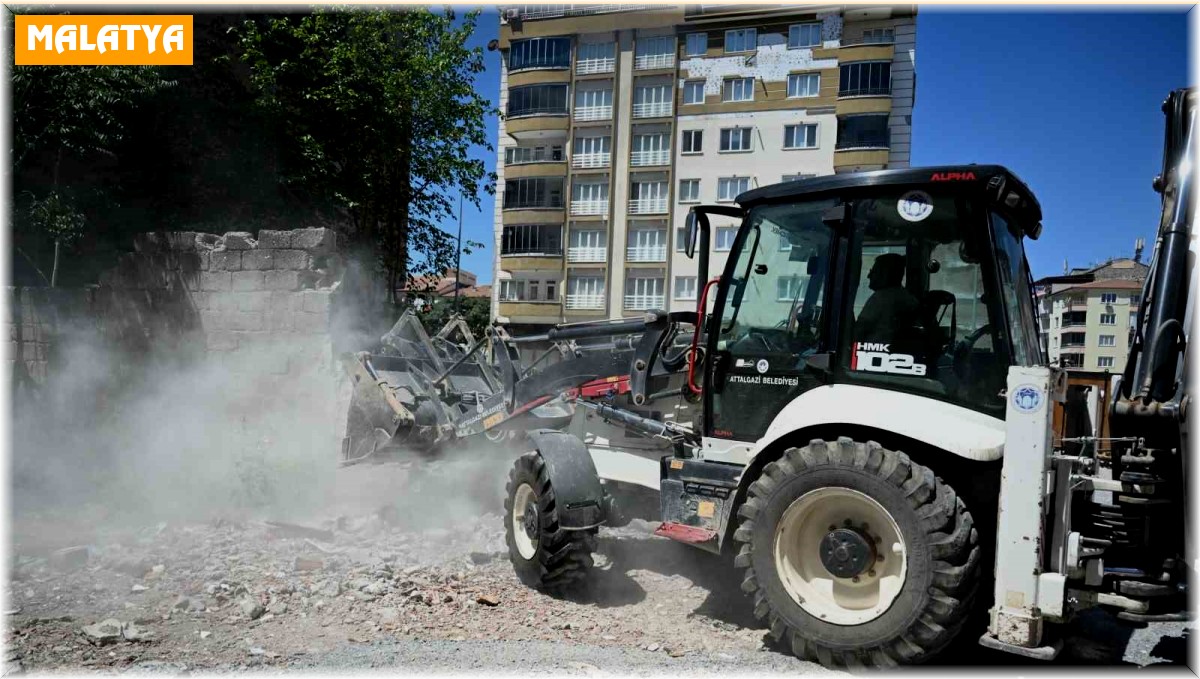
[635,36,674,69]
[631,133,670,166]
[499,280,525,301]
[725,28,757,53]
[836,114,889,150]
[501,224,562,255]
[633,84,672,118]
[546,281,557,300]
[788,23,821,49]
[723,77,754,102]
[675,227,690,252]
[787,73,819,98]
[861,28,894,44]
[783,124,818,149]
[566,276,605,309]
[718,177,750,202]
[1100,313,1116,325]
[572,135,611,167]
[507,84,569,117]
[1130,294,1141,306]
[577,41,615,74]
[627,227,667,261]
[509,37,572,71]
[1099,334,1116,347]
[719,127,753,152]
[839,61,892,97]
[681,129,703,154]
[683,81,705,105]
[504,177,564,209]
[675,276,698,300]
[1061,332,1086,347]
[630,181,668,202]
[1100,292,1117,304]
[568,228,606,262]
[625,275,665,310]
[571,181,608,204]
[574,87,613,120]
[679,179,700,203]
[1098,356,1115,368]
[529,281,540,300]
[714,226,737,250]
[685,32,708,57]
[505,145,564,165]
[776,275,805,301]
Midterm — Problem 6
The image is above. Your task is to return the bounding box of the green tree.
[236,8,495,303]
[414,295,491,339]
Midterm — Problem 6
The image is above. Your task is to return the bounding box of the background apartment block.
[491,4,917,333]
[1035,254,1149,374]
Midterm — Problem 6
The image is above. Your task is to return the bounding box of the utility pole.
[454,192,463,314]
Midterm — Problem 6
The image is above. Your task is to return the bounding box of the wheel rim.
[773,487,907,626]
[512,483,539,560]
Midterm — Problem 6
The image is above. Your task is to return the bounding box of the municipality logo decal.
[1011,385,1043,413]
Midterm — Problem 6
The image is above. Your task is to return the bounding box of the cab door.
[704,198,841,442]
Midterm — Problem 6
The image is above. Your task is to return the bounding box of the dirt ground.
[5,461,1191,674]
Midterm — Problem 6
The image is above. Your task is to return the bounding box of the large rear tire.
[504,452,596,592]
[734,437,980,668]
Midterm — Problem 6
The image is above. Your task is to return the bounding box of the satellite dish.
[487,39,499,51]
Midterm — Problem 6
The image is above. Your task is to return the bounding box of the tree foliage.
[415,296,491,339]
[236,8,495,302]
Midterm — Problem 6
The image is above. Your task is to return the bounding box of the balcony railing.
[507,104,570,118]
[633,101,672,118]
[576,58,615,75]
[572,153,611,169]
[565,293,606,310]
[838,86,892,98]
[626,244,667,262]
[634,53,674,70]
[628,198,668,214]
[630,150,671,166]
[570,200,609,216]
[507,4,651,21]
[1061,318,1088,328]
[568,246,607,263]
[624,293,665,311]
[500,246,562,257]
[835,138,890,151]
[574,105,613,121]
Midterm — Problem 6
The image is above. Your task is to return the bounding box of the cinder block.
[264,270,301,291]
[273,249,311,270]
[242,250,275,271]
[292,311,328,334]
[265,306,294,333]
[176,252,203,273]
[206,331,239,351]
[231,271,266,292]
[200,271,232,292]
[197,251,211,271]
[196,233,221,250]
[189,291,211,311]
[257,230,291,249]
[222,232,256,250]
[227,311,265,332]
[210,250,242,272]
[291,228,336,255]
[235,291,272,312]
[300,290,332,315]
[166,231,200,251]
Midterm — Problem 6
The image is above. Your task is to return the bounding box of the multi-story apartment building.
[491,4,917,332]
[1035,257,1148,373]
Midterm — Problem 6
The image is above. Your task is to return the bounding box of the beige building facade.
[491,4,917,331]
[1036,258,1148,374]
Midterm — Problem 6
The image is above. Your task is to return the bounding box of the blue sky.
[444,8,1191,284]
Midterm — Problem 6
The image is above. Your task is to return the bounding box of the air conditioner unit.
[505,8,520,20]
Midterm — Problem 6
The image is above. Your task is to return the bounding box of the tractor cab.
[685,166,1044,443]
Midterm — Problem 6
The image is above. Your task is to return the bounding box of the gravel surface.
[6,460,1191,673]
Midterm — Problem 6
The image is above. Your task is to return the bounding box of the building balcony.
[498,300,562,318]
[634,54,674,70]
[576,58,615,75]
[567,246,607,263]
[633,102,672,119]
[570,200,609,216]
[630,150,671,167]
[500,247,562,258]
[572,153,611,169]
[505,4,651,22]
[835,138,890,151]
[565,293,606,310]
[1059,345,1086,353]
[624,294,665,311]
[574,105,613,122]
[628,198,669,215]
[626,244,666,263]
[839,86,892,98]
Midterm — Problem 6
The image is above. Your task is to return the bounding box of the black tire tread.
[504,452,595,592]
[734,437,980,668]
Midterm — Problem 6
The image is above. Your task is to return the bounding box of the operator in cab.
[855,253,921,345]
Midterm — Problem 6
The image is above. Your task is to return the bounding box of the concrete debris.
[80,619,124,646]
[199,631,212,640]
[468,551,493,565]
[293,557,323,572]
[266,521,334,542]
[111,557,152,578]
[146,565,166,580]
[130,585,148,594]
[267,601,288,616]
[476,594,500,607]
[238,598,265,621]
[171,596,193,611]
[48,547,89,572]
[377,608,401,626]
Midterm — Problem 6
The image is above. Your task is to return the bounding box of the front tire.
[504,452,596,592]
[734,437,980,668]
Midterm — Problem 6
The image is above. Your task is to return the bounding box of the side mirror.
[683,211,698,259]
